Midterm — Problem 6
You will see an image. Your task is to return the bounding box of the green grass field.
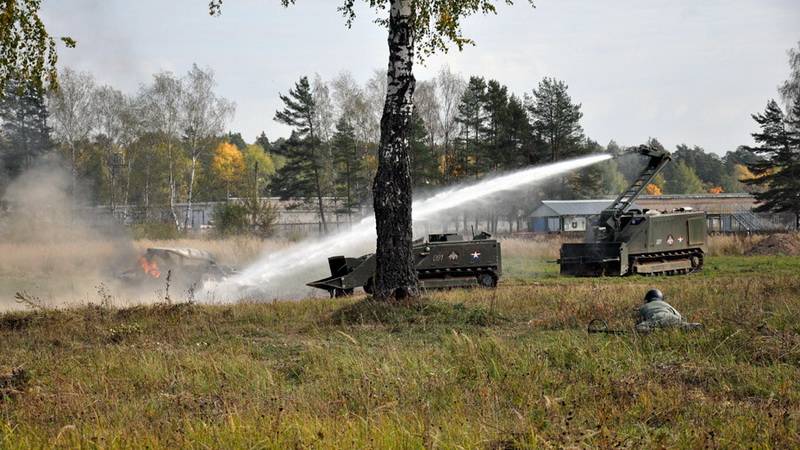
[1,248,799,448]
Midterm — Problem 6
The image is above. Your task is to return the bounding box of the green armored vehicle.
[308,232,502,297]
[559,145,707,276]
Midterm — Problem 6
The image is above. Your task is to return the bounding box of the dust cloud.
[0,156,139,311]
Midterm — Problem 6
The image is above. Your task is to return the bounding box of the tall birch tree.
[436,65,466,180]
[181,64,234,230]
[140,72,183,229]
[47,68,96,203]
[211,0,535,300]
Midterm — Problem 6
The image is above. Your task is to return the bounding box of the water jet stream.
[203,153,611,301]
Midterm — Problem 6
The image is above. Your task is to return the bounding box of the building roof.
[529,200,637,218]
[530,193,758,218]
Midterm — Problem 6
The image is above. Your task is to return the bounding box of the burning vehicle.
[119,247,235,288]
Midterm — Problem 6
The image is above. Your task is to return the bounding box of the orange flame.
[138,256,161,278]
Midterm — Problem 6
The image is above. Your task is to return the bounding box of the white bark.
[181,65,234,231]
[47,68,96,206]
[435,66,466,179]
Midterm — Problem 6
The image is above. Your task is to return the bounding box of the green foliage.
[453,76,487,178]
[567,165,603,199]
[408,112,440,188]
[274,76,316,141]
[665,161,705,194]
[271,135,322,199]
[673,144,727,186]
[211,202,249,237]
[451,77,534,180]
[225,132,247,150]
[501,94,533,166]
[599,159,628,195]
[331,117,370,209]
[212,198,278,238]
[0,80,53,179]
[527,77,584,161]
[255,131,271,153]
[242,197,279,237]
[242,143,276,195]
[272,76,331,232]
[0,0,67,93]
[744,99,800,225]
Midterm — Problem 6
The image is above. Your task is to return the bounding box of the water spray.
[203,153,611,301]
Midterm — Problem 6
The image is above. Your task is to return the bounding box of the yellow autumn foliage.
[734,164,757,182]
[645,183,663,196]
[211,142,245,186]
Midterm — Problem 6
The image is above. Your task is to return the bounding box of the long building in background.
[528,194,794,234]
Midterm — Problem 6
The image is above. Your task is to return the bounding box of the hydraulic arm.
[596,145,671,237]
[559,143,707,277]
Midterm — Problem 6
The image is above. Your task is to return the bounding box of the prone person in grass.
[635,289,703,333]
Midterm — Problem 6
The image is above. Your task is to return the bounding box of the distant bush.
[242,197,278,237]
[212,202,249,237]
[212,199,278,238]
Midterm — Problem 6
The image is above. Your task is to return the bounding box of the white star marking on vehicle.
[471,251,481,259]
[677,236,684,243]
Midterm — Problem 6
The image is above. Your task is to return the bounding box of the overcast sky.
[41,0,798,155]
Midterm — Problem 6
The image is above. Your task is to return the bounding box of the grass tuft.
[327,298,507,328]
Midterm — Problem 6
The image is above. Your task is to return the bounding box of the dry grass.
[0,241,123,278]
[0,261,799,448]
[706,234,768,256]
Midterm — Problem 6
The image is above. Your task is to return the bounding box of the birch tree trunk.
[372,0,419,300]
[313,163,328,234]
[123,154,134,221]
[184,152,198,231]
[167,141,180,230]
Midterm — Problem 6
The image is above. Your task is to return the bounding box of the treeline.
[0,65,277,233]
[266,69,760,230]
[742,42,800,229]
[0,63,767,235]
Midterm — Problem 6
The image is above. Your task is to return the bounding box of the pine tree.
[482,79,508,171]
[567,139,606,198]
[744,99,800,228]
[454,76,487,179]
[408,112,439,189]
[501,94,534,168]
[255,132,271,153]
[568,165,604,199]
[274,76,329,233]
[527,78,584,161]
[331,117,369,220]
[0,80,53,181]
[225,132,247,150]
[271,132,321,200]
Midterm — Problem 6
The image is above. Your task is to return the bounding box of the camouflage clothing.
[636,300,701,333]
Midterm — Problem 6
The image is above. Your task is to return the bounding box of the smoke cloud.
[0,156,137,310]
